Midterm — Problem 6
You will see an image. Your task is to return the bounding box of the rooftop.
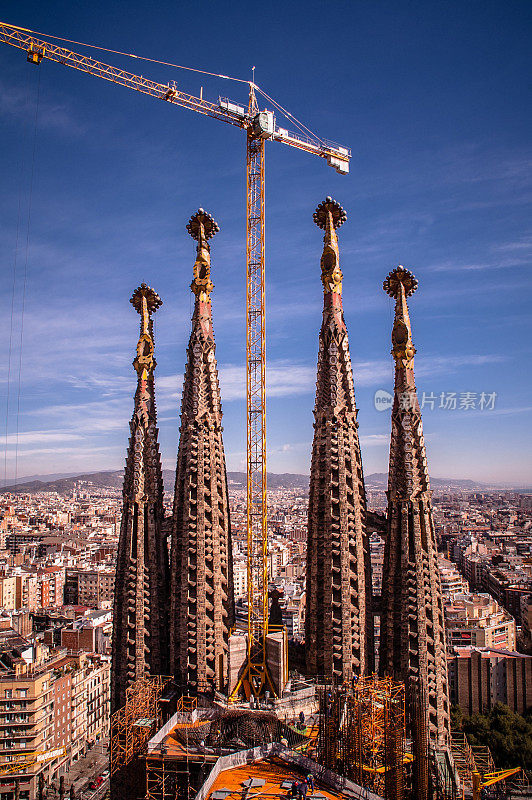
[205,755,343,800]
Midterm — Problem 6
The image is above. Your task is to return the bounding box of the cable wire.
[3,66,32,489]
[3,21,250,85]
[254,84,325,146]
[4,22,335,151]
[13,66,41,485]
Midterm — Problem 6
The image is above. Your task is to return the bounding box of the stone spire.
[170,209,234,693]
[111,284,169,712]
[379,266,450,744]
[305,197,373,682]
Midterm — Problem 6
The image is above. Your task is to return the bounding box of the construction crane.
[0,21,351,698]
[0,747,67,776]
[472,767,522,800]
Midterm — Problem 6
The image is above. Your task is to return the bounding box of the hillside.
[1,469,310,495]
[1,468,493,495]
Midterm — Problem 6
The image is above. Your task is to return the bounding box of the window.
[5,691,12,699]
[18,689,27,698]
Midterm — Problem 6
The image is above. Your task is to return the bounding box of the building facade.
[444,593,516,651]
[449,647,532,715]
[0,651,109,800]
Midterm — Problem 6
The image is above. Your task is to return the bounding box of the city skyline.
[1,1,531,485]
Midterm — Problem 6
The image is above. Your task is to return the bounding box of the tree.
[458,704,532,771]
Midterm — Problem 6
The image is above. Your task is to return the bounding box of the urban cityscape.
[1,471,532,797]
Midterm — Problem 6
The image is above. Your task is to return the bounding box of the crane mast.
[0,21,350,698]
[243,84,271,696]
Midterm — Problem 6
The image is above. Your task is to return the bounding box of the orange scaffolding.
[109,675,169,800]
[318,676,406,800]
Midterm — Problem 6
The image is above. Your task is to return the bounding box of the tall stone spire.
[379,266,450,744]
[305,197,373,682]
[111,284,169,712]
[170,209,234,694]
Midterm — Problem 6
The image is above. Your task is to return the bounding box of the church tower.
[305,197,373,681]
[379,266,450,745]
[111,284,169,712]
[170,209,234,693]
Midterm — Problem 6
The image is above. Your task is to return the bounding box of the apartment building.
[233,561,247,599]
[67,652,110,761]
[64,568,114,608]
[0,666,64,800]
[60,610,112,655]
[14,576,38,613]
[448,647,532,715]
[439,557,469,599]
[0,579,16,611]
[444,592,516,651]
[0,649,110,800]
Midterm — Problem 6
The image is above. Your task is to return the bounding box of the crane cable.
[4,22,328,150]
[3,66,33,489]
[2,22,250,84]
[14,66,40,487]
[254,85,326,147]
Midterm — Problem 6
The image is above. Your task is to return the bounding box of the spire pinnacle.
[379,266,451,745]
[187,208,220,300]
[130,283,162,379]
[306,194,373,681]
[313,196,347,294]
[384,266,418,368]
[113,282,168,711]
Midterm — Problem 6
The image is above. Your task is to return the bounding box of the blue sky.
[1,0,531,486]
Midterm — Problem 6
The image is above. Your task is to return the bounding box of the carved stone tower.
[379,266,450,745]
[111,284,169,712]
[305,197,373,682]
[170,209,234,693]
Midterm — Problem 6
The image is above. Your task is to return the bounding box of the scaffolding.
[450,734,528,800]
[110,676,169,800]
[406,679,429,800]
[317,676,406,800]
[145,705,308,800]
[146,755,200,800]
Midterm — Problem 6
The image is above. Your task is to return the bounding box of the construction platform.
[201,753,368,800]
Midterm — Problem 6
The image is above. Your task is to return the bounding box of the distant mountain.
[365,473,484,489]
[365,473,389,486]
[1,469,310,495]
[1,472,79,488]
[1,469,521,496]
[1,470,126,495]
[226,472,309,490]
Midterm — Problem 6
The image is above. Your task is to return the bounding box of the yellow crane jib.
[472,767,521,800]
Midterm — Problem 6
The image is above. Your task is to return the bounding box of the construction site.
[105,675,529,800]
[0,18,529,800]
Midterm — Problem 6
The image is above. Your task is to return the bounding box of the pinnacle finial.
[313,197,347,230]
[187,209,218,299]
[383,266,418,299]
[186,209,220,241]
[130,284,161,378]
[130,283,162,314]
[315,198,346,294]
[385,267,417,367]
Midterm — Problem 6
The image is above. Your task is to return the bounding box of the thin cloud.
[0,79,86,136]
[360,434,389,447]
[2,430,83,445]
